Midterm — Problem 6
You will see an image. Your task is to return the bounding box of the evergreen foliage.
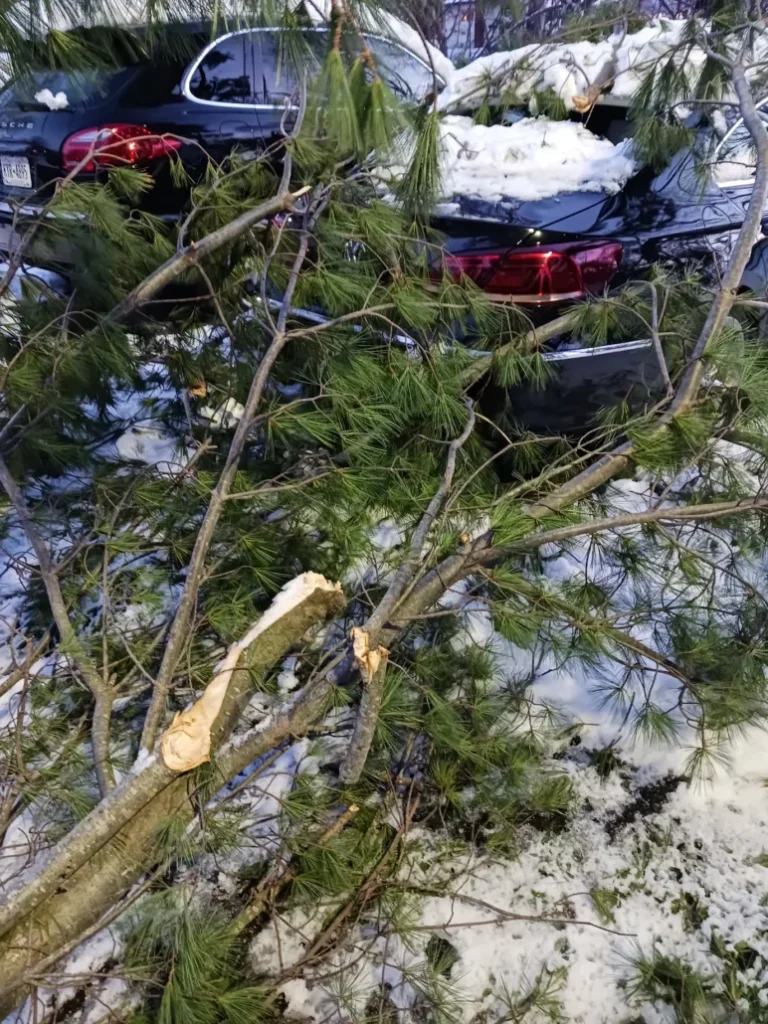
[1,2,768,1022]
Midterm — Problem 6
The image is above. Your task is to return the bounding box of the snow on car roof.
[437,18,715,113]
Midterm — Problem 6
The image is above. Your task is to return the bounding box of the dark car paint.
[0,35,762,434]
[429,141,768,432]
[467,339,660,437]
[0,67,287,219]
[433,146,756,290]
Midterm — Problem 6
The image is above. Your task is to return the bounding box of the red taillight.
[445,241,622,304]
[62,124,182,172]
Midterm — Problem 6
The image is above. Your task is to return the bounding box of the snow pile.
[438,19,709,113]
[253,737,768,1024]
[408,747,768,1023]
[439,37,617,113]
[436,114,635,202]
[611,19,699,99]
[113,425,188,475]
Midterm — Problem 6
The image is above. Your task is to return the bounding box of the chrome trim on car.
[463,338,652,362]
[0,200,44,217]
[257,295,653,364]
[257,294,417,350]
[542,339,652,362]
[0,201,87,222]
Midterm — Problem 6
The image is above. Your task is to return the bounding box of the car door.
[181,31,288,166]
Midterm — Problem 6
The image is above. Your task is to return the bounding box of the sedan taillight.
[62,124,182,172]
[445,241,622,304]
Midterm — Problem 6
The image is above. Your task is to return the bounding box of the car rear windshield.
[0,67,137,112]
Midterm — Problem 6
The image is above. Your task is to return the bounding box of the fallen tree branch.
[461,311,577,389]
[649,282,674,398]
[230,802,361,936]
[667,64,768,416]
[486,495,768,559]
[0,452,115,798]
[0,572,345,996]
[0,630,50,701]
[340,402,475,784]
[278,794,421,980]
[140,200,317,753]
[105,188,308,324]
[366,400,476,636]
[338,655,388,786]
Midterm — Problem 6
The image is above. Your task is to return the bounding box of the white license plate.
[1,156,32,188]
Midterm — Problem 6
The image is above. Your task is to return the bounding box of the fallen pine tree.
[1,2,768,1020]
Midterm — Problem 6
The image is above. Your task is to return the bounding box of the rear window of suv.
[0,68,138,112]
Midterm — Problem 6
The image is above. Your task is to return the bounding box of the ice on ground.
[113,426,187,475]
[434,114,635,203]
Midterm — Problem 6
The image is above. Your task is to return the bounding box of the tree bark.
[0,581,344,1008]
[105,190,304,324]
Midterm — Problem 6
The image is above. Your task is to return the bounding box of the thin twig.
[0,452,115,797]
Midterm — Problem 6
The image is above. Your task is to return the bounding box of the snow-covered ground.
[251,481,768,1023]
[272,738,768,1023]
[3,471,768,1022]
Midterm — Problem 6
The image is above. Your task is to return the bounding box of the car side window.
[188,35,255,104]
[186,29,440,108]
[713,101,768,186]
[365,37,437,102]
[250,32,302,104]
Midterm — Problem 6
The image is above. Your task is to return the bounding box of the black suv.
[0,23,443,259]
